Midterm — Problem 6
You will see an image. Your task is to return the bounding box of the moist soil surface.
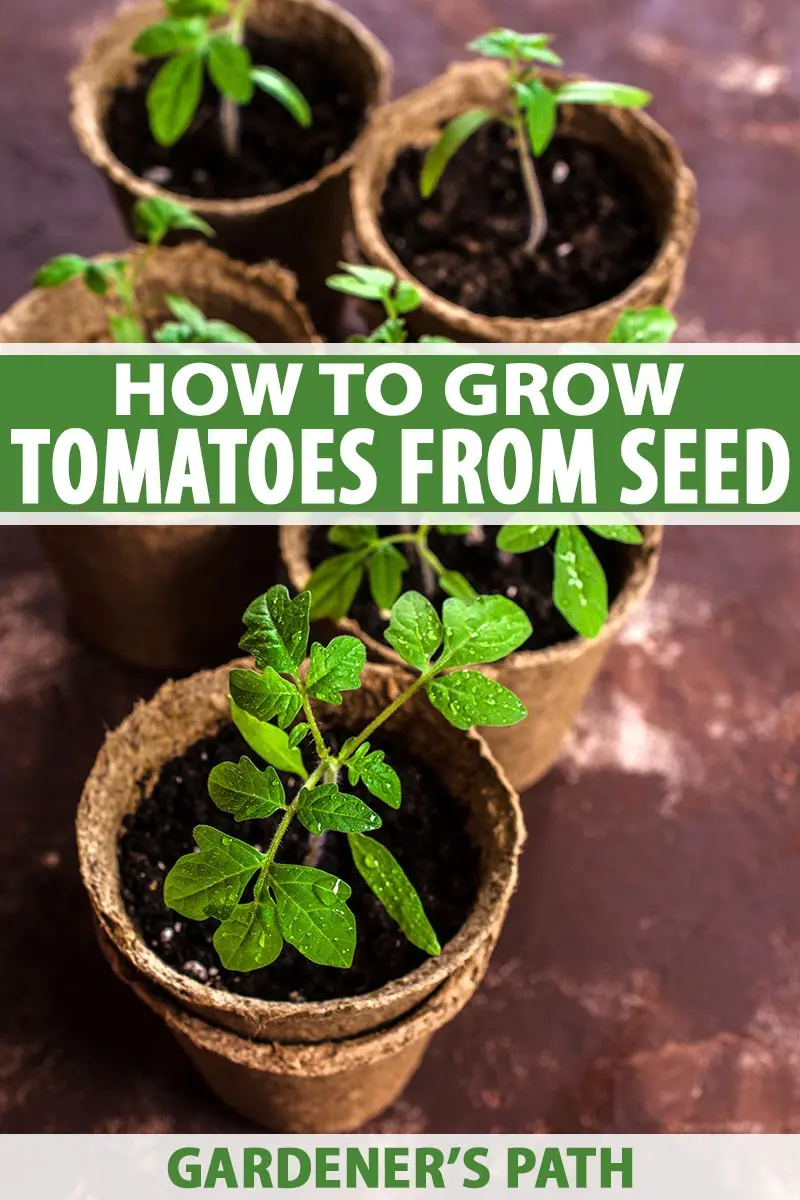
[308,525,634,652]
[119,723,480,1002]
[380,122,659,319]
[105,33,366,200]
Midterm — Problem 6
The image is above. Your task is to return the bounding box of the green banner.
[0,348,796,515]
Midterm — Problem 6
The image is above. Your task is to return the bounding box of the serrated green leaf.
[229,666,301,729]
[516,78,558,156]
[347,745,401,809]
[427,670,527,729]
[251,65,311,127]
[239,585,310,673]
[368,543,407,611]
[468,29,562,65]
[328,524,377,549]
[441,595,532,666]
[496,524,557,553]
[421,108,493,197]
[146,51,204,147]
[348,833,440,956]
[438,569,478,602]
[33,254,89,289]
[208,35,253,103]
[164,825,265,921]
[231,698,307,778]
[296,783,381,836]
[208,755,285,821]
[132,195,214,244]
[586,524,643,544]
[108,314,148,343]
[608,306,676,344]
[306,636,366,704]
[270,864,355,968]
[213,898,283,971]
[288,722,309,749]
[436,525,473,535]
[133,17,206,58]
[556,80,651,109]
[553,526,608,638]
[307,552,366,620]
[385,591,443,670]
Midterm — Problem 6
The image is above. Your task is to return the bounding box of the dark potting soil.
[119,724,480,1002]
[380,123,659,319]
[308,525,634,652]
[105,33,366,200]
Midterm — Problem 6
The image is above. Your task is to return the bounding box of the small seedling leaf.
[436,525,473,535]
[163,824,265,921]
[229,666,302,730]
[348,833,440,956]
[608,306,676,344]
[33,255,89,288]
[368,543,407,611]
[328,524,377,549]
[208,35,254,103]
[438,569,478,602]
[496,524,557,553]
[132,196,214,244]
[231,698,307,778]
[270,864,355,968]
[133,17,207,58]
[207,755,286,821]
[306,552,366,620]
[469,29,561,64]
[427,669,527,729]
[556,80,651,109]
[517,78,558,156]
[167,0,228,16]
[586,524,643,544]
[251,66,312,127]
[421,108,494,197]
[385,591,443,670]
[441,594,532,666]
[296,783,381,836]
[347,745,401,809]
[108,314,148,343]
[288,722,309,749]
[306,636,366,704]
[393,280,422,314]
[239,585,310,673]
[213,898,283,972]
[147,51,205,147]
[553,526,608,637]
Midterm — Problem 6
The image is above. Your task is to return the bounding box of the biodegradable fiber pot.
[70,0,391,335]
[0,242,317,672]
[280,525,664,792]
[350,61,698,342]
[77,660,524,1046]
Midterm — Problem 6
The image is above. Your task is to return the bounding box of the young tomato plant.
[609,305,676,344]
[326,263,451,344]
[132,0,311,154]
[421,29,651,254]
[163,585,531,972]
[33,196,252,344]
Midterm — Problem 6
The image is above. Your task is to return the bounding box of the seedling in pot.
[326,263,451,344]
[421,29,651,255]
[132,0,312,154]
[608,305,676,344]
[163,585,530,971]
[33,196,252,344]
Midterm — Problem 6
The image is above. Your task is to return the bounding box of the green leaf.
[146,51,205,147]
[307,552,366,620]
[85,263,113,295]
[608,306,677,344]
[288,722,309,749]
[556,80,651,109]
[132,195,214,244]
[438,569,478,602]
[296,783,381,836]
[108,314,148,343]
[347,744,401,810]
[231,698,307,778]
[427,670,527,729]
[164,825,265,921]
[385,591,443,670]
[468,29,563,65]
[328,524,377,549]
[229,666,301,730]
[208,35,253,103]
[164,292,206,330]
[251,65,311,127]
[441,595,532,666]
[306,636,366,704]
[553,526,608,638]
[420,108,494,197]
[348,833,440,956]
[517,78,557,156]
[496,524,556,553]
[133,17,206,58]
[436,525,473,535]
[368,543,407,611]
[393,280,422,314]
[33,254,89,289]
[201,320,254,342]
[326,273,392,302]
[239,585,310,674]
[207,755,286,821]
[270,864,355,968]
[586,524,643,544]
[213,898,283,972]
[167,0,228,15]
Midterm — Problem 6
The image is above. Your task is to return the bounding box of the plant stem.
[296,675,331,767]
[513,114,548,255]
[337,669,434,766]
[220,0,251,157]
[253,756,326,900]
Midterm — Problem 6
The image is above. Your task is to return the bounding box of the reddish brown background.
[1,0,800,1134]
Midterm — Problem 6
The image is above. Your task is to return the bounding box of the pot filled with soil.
[70,0,391,335]
[0,216,317,671]
[351,44,697,342]
[282,523,663,792]
[77,583,527,1127]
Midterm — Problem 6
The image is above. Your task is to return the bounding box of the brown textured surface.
[1,0,800,1136]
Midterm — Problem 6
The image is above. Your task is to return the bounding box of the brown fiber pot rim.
[0,243,318,344]
[77,659,524,1038]
[350,60,698,340]
[69,0,392,220]
[280,524,664,675]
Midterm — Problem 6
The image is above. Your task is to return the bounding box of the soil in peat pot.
[105,33,366,200]
[119,724,480,1002]
[381,122,660,319]
[308,525,635,652]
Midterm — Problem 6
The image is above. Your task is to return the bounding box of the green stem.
[512,106,547,255]
[253,756,326,900]
[296,676,331,767]
[336,669,435,766]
